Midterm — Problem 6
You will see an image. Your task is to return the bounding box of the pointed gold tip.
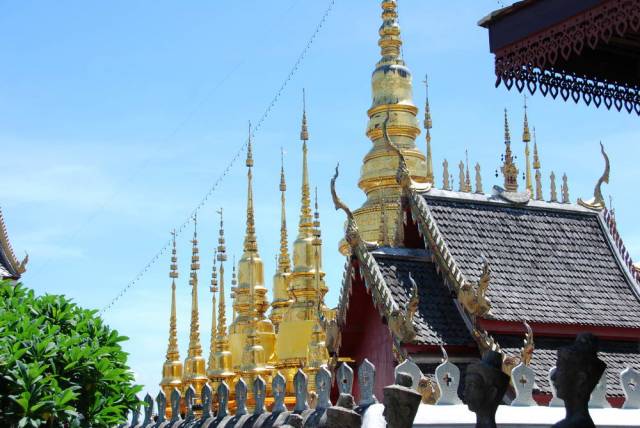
[170,229,178,279]
[522,96,531,143]
[280,148,287,192]
[300,89,309,141]
[217,208,227,262]
[504,108,511,143]
[246,121,254,168]
[423,74,432,130]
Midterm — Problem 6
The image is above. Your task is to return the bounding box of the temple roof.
[372,249,474,346]
[423,191,640,328]
[498,335,640,397]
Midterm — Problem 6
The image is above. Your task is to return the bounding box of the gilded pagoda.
[158,100,331,415]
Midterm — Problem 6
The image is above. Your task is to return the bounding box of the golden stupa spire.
[244,122,258,254]
[424,74,434,185]
[342,0,426,254]
[501,109,519,192]
[270,149,292,330]
[160,230,183,418]
[278,149,291,273]
[231,259,237,321]
[210,208,233,383]
[523,97,533,195]
[207,248,218,374]
[533,128,543,201]
[183,216,208,401]
[299,90,313,235]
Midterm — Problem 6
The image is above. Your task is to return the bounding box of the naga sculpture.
[458,260,492,317]
[578,142,610,210]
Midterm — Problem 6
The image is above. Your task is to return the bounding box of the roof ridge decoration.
[331,164,417,352]
[0,207,28,277]
[603,208,640,285]
[578,142,610,211]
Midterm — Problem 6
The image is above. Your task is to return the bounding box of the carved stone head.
[551,333,606,403]
[463,351,509,417]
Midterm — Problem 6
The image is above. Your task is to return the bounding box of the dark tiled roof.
[372,251,474,346]
[0,263,10,279]
[498,336,640,397]
[424,195,640,328]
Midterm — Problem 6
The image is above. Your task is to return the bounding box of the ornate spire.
[299,92,313,235]
[216,209,228,337]
[501,109,519,192]
[244,122,258,254]
[423,74,434,185]
[465,150,472,192]
[313,186,321,241]
[377,0,404,67]
[523,98,533,195]
[231,260,237,320]
[562,174,570,203]
[458,161,465,192]
[475,163,483,194]
[442,159,451,191]
[188,216,202,358]
[160,231,183,418]
[166,230,180,361]
[278,149,291,273]
[208,248,218,372]
[533,128,543,201]
[550,172,558,202]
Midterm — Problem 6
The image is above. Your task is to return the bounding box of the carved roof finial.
[501,109,519,192]
[533,129,543,201]
[475,163,483,194]
[442,159,451,191]
[578,142,610,210]
[523,98,533,195]
[423,74,434,185]
[562,173,570,204]
[520,321,535,367]
[465,150,471,192]
[458,161,465,193]
[549,172,558,202]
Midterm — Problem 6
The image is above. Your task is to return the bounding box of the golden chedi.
[160,231,183,418]
[341,0,428,254]
[182,218,208,406]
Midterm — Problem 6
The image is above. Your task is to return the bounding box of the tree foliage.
[0,280,141,427]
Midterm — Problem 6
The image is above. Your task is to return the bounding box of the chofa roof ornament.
[578,142,610,211]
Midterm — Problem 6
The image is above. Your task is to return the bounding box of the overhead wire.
[99,0,337,314]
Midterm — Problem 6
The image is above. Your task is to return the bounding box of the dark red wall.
[340,259,396,402]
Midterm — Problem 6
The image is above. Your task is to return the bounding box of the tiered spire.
[244,124,258,254]
[160,231,183,417]
[424,75,434,185]
[183,217,208,402]
[270,150,292,330]
[501,109,519,192]
[207,248,218,374]
[299,91,313,235]
[533,128,543,201]
[377,0,404,67]
[523,97,533,195]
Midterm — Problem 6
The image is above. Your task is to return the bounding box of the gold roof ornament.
[475,163,483,194]
[578,142,610,210]
[561,173,570,204]
[207,248,218,376]
[501,109,519,192]
[423,74,434,185]
[522,97,533,195]
[442,159,451,191]
[160,230,183,417]
[183,216,208,402]
[549,171,558,202]
[520,321,535,367]
[533,129,543,201]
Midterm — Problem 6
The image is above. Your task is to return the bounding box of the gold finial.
[231,258,237,320]
[300,89,309,141]
[299,91,313,234]
[278,150,291,273]
[549,171,558,202]
[211,249,218,290]
[188,217,203,358]
[562,173,570,203]
[442,159,451,190]
[313,186,322,241]
[216,209,228,338]
[208,247,218,373]
[475,163,483,194]
[217,208,227,262]
[465,150,471,192]
[501,109,519,192]
[166,230,180,361]
[458,161,465,192]
[423,74,434,185]
[377,0,404,66]
[244,122,258,253]
[523,97,533,195]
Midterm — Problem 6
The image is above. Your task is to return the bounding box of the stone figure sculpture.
[550,333,607,428]
[463,350,510,428]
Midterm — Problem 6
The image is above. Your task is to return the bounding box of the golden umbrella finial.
[501,109,519,192]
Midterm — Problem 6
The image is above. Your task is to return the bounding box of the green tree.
[0,280,141,427]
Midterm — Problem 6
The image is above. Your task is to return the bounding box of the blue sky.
[2,0,639,399]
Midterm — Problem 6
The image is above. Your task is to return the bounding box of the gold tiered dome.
[341,0,428,254]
